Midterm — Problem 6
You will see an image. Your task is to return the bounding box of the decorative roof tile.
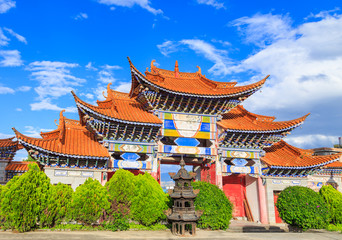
[72,84,162,125]
[262,140,342,169]
[13,111,109,159]
[5,161,36,172]
[218,105,309,132]
[0,137,20,149]
[323,161,342,169]
[129,58,267,97]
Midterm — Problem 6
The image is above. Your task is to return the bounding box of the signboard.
[160,112,216,139]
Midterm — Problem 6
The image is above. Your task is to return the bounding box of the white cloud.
[0,0,15,14]
[0,49,22,66]
[0,84,14,94]
[227,12,342,112]
[98,64,121,84]
[158,39,232,76]
[231,13,294,47]
[306,8,340,20]
[97,0,163,15]
[26,61,85,112]
[17,86,31,92]
[74,12,88,20]
[85,61,98,71]
[3,27,27,44]
[27,61,85,100]
[0,28,9,46]
[15,108,22,111]
[23,126,54,138]
[114,82,131,92]
[30,99,77,113]
[0,132,13,138]
[80,93,94,100]
[196,0,225,10]
[286,134,339,149]
[157,40,180,56]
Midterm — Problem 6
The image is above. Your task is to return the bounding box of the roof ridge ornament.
[196,65,201,75]
[174,60,179,78]
[151,59,157,74]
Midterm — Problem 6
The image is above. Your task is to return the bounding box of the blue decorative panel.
[164,119,176,129]
[121,152,140,161]
[199,122,211,132]
[174,137,200,147]
[232,158,248,167]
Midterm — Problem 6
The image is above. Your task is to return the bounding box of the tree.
[319,185,342,224]
[0,163,51,232]
[276,186,329,230]
[71,178,110,225]
[105,169,136,216]
[40,183,73,227]
[130,173,169,226]
[192,181,233,230]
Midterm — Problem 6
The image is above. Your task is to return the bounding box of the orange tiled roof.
[323,161,342,169]
[13,111,109,159]
[0,137,18,148]
[218,105,309,132]
[129,59,267,97]
[262,140,341,169]
[5,161,36,172]
[72,84,162,125]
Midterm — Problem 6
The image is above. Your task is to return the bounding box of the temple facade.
[12,58,342,224]
[0,137,22,183]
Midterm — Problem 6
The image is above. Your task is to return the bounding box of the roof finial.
[196,65,201,74]
[180,156,185,169]
[175,60,179,72]
[59,109,65,120]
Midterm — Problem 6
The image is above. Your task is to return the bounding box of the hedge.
[0,163,51,232]
[192,181,233,230]
[319,185,342,224]
[276,186,330,230]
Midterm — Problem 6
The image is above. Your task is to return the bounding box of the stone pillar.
[216,157,223,189]
[257,176,268,224]
[151,156,159,182]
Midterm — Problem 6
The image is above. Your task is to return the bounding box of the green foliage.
[0,163,51,232]
[129,222,169,230]
[326,223,342,232]
[276,186,330,230]
[40,183,73,227]
[102,213,129,231]
[130,173,169,226]
[192,181,233,230]
[105,169,136,216]
[319,185,342,224]
[23,155,37,162]
[71,178,110,225]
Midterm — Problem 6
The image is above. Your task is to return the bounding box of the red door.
[222,174,246,217]
[273,191,283,223]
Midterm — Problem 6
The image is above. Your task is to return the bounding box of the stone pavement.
[0,229,340,240]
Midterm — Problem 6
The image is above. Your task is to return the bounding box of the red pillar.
[257,177,268,224]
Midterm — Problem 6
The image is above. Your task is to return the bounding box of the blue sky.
[1,0,342,163]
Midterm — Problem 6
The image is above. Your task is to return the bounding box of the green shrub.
[276,186,330,230]
[71,178,110,225]
[105,169,136,216]
[319,185,342,224]
[0,163,51,232]
[130,173,169,226]
[40,183,73,228]
[191,181,233,230]
[102,212,129,231]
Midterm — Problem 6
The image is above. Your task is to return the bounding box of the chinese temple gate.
[0,137,22,182]
[12,58,342,224]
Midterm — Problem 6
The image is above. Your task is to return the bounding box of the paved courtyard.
[0,230,340,240]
